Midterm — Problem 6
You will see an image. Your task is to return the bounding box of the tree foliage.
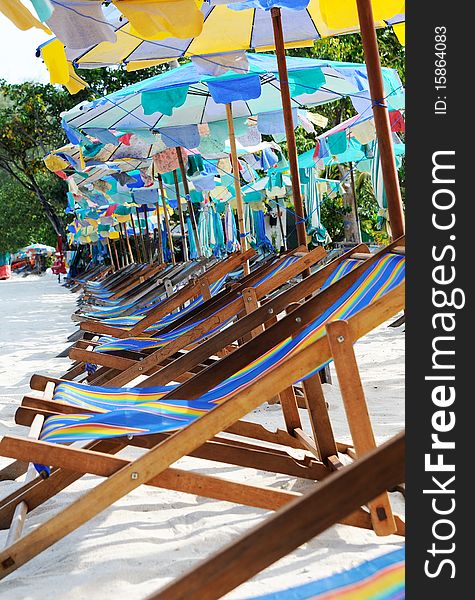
[0,173,58,253]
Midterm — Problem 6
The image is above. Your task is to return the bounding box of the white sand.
[0,274,405,599]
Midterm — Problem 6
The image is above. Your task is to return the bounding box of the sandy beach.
[0,274,405,599]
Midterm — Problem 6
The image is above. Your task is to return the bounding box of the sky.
[0,14,50,84]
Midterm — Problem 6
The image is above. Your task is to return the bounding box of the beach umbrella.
[298,110,405,169]
[62,53,387,133]
[63,51,400,257]
[36,2,404,72]
[33,0,405,246]
[23,243,56,256]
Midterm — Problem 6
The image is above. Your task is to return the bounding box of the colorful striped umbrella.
[61,52,399,135]
[36,1,404,75]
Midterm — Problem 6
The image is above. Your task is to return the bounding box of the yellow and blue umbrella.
[36,1,404,76]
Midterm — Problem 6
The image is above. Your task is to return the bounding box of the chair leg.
[326,319,397,536]
[302,373,338,462]
[4,414,44,547]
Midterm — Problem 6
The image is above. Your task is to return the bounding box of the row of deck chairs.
[0,239,406,597]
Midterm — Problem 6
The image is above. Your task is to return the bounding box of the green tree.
[0,173,58,253]
[0,80,74,238]
[291,29,405,245]
[0,65,165,248]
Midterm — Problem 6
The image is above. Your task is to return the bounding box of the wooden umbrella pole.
[106,238,116,271]
[123,221,135,263]
[112,238,121,270]
[135,208,148,264]
[270,8,308,252]
[143,207,153,263]
[176,148,203,258]
[129,216,142,263]
[173,169,189,262]
[274,198,287,251]
[355,0,405,239]
[117,226,127,266]
[155,202,164,265]
[349,162,362,243]
[225,103,250,276]
[119,222,131,264]
[158,174,176,265]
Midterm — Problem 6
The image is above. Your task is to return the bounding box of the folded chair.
[146,433,405,600]
[56,239,399,392]
[66,263,113,291]
[75,259,203,314]
[76,260,200,314]
[66,245,328,380]
[61,248,260,374]
[61,247,316,384]
[79,262,147,302]
[0,247,405,579]
[77,248,257,339]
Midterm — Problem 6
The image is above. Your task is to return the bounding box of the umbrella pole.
[118,228,127,267]
[349,161,362,243]
[173,169,189,262]
[119,222,131,264]
[143,208,153,263]
[176,148,203,258]
[130,216,142,263]
[106,238,116,271]
[274,198,287,252]
[123,221,135,263]
[355,0,404,239]
[158,174,176,265]
[270,7,308,254]
[112,238,121,270]
[225,103,250,276]
[155,202,164,265]
[135,208,148,263]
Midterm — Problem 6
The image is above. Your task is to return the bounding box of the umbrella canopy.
[22,243,56,255]
[62,52,402,138]
[37,1,404,76]
[44,132,164,172]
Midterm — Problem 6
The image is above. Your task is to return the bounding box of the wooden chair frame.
[66,245,328,377]
[147,431,405,600]
[0,276,405,579]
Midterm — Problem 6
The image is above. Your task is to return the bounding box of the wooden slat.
[0,283,404,578]
[147,432,405,600]
[326,319,396,536]
[4,415,44,547]
[0,437,301,512]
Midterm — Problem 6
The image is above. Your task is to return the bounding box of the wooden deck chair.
[0,264,404,579]
[77,248,257,338]
[20,240,404,450]
[77,262,168,310]
[57,239,402,393]
[66,263,113,291]
[66,245,328,378]
[20,240,404,449]
[72,260,205,320]
[62,247,315,383]
[61,251,261,370]
[26,241,362,389]
[79,262,147,301]
[146,433,405,600]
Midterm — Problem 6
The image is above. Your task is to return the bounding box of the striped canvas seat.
[40,253,404,445]
[91,256,305,354]
[248,548,405,600]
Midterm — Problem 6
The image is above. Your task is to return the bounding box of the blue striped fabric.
[41,253,404,444]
